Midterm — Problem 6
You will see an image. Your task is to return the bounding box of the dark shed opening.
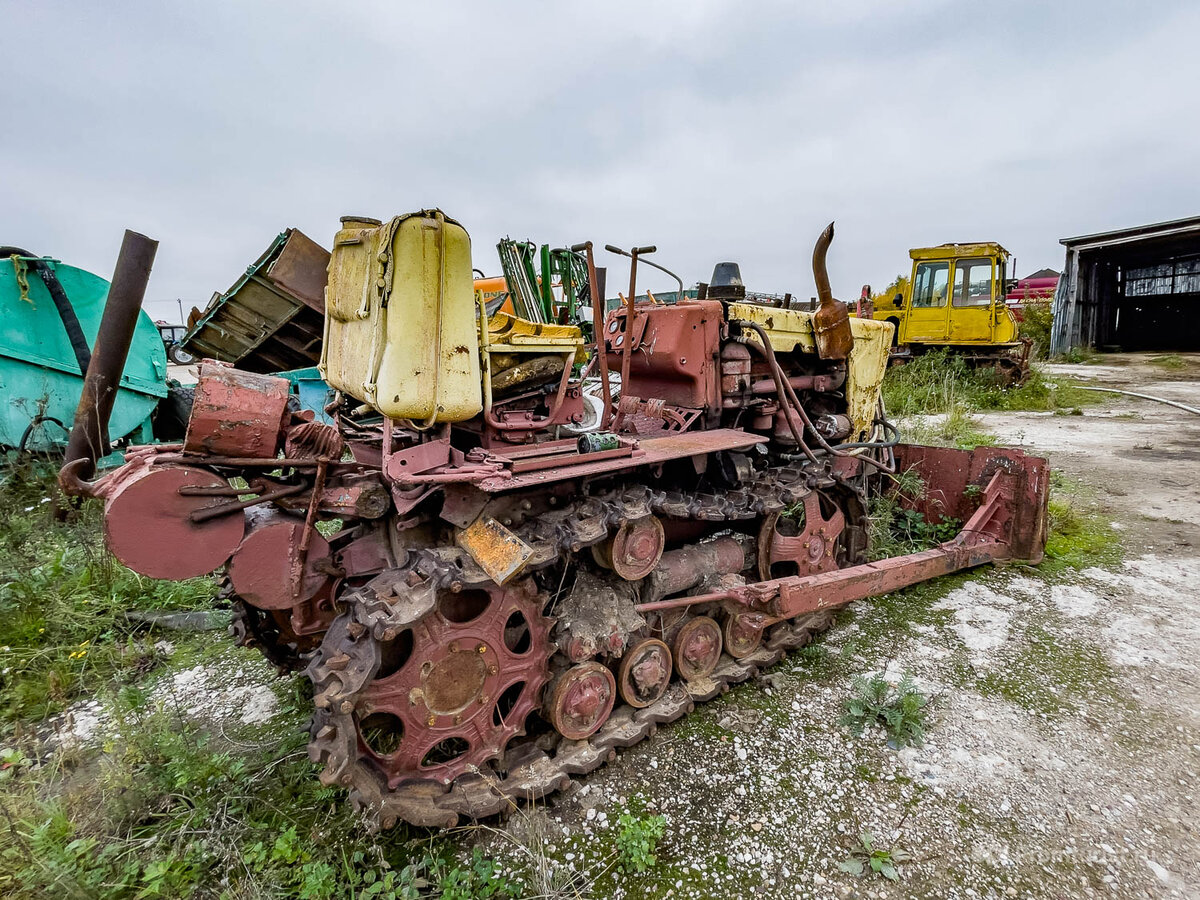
[1051,216,1200,354]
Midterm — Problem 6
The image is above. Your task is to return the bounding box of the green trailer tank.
[0,251,167,454]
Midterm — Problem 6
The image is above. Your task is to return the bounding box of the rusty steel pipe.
[607,244,657,403]
[812,221,834,309]
[810,221,854,360]
[641,535,751,604]
[60,230,158,487]
[747,371,845,395]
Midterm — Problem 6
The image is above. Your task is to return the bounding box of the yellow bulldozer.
[868,242,1030,384]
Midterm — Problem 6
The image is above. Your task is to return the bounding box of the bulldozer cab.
[896,244,1018,346]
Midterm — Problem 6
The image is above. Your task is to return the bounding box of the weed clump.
[869,469,959,561]
[615,807,667,874]
[837,829,912,881]
[840,672,929,749]
[1018,302,1053,359]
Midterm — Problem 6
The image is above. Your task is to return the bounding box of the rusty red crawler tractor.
[59,213,1048,829]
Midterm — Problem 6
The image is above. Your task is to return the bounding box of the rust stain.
[455,516,533,585]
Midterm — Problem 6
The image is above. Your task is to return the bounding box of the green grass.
[0,467,536,900]
[884,349,1098,420]
[1042,473,1120,574]
[0,467,218,723]
[1147,354,1187,370]
[0,688,526,899]
[884,349,1102,451]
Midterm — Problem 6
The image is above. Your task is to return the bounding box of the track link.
[306,465,857,829]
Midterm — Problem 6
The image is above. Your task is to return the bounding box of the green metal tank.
[0,252,167,452]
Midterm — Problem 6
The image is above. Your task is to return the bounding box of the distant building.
[1052,216,1200,354]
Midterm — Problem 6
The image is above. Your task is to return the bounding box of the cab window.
[952,259,994,307]
[911,262,949,308]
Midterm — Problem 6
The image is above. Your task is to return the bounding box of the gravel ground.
[39,354,1200,899]
[477,354,1200,899]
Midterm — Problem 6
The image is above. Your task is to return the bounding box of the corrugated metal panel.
[181,229,330,373]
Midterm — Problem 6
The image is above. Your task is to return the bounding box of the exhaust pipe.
[60,230,158,489]
[810,221,854,360]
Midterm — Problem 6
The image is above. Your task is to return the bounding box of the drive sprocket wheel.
[307,577,551,826]
[757,489,847,580]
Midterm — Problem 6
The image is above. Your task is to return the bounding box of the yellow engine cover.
[320,211,483,424]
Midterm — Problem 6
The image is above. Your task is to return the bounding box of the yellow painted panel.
[845,317,892,440]
[727,302,817,353]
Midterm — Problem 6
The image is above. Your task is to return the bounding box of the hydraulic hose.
[739,320,895,473]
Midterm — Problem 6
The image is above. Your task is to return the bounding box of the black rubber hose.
[739,320,895,474]
[832,418,900,450]
[2,246,93,375]
[17,415,69,454]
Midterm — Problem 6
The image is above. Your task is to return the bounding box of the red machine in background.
[1006,269,1060,322]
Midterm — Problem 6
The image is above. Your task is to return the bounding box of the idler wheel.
[758,491,845,581]
[548,662,616,740]
[609,516,665,581]
[724,612,766,659]
[618,638,673,708]
[673,616,723,681]
[103,465,245,579]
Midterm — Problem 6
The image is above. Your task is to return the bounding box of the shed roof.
[1060,215,1200,250]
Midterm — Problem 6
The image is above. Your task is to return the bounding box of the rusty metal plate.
[228,517,331,610]
[104,465,246,579]
[893,444,1048,563]
[477,428,767,492]
[180,229,330,373]
[264,228,330,312]
[455,516,534,585]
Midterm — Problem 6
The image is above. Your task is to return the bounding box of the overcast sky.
[4,0,1199,323]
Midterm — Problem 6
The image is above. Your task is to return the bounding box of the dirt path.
[484,354,1200,899]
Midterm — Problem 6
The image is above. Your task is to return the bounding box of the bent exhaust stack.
[60,230,158,490]
[810,221,854,360]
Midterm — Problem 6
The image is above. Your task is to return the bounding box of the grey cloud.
[3,0,1197,322]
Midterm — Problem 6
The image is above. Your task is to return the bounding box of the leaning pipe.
[60,230,158,488]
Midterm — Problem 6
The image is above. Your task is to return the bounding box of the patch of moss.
[1044,498,1120,574]
[971,621,1122,716]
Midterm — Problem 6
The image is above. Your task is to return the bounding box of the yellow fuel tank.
[321,211,483,424]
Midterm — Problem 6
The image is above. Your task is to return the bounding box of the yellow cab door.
[946,256,996,342]
[901,259,952,343]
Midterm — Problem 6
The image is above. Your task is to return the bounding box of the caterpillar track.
[303,475,862,829]
[62,211,1048,831]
